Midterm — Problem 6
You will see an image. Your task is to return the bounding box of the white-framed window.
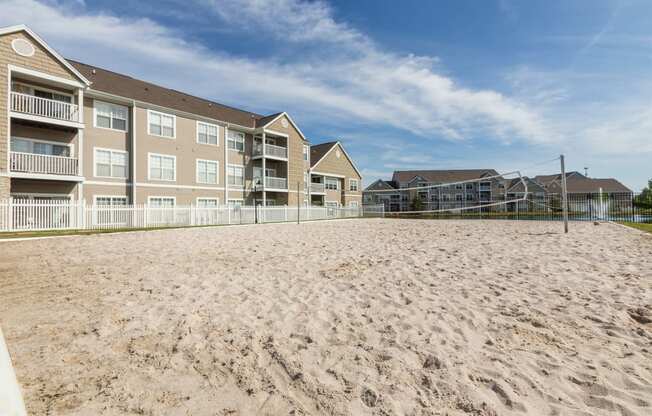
[148,196,175,207]
[11,137,72,157]
[148,110,176,138]
[148,153,176,181]
[228,199,243,207]
[95,196,128,206]
[325,201,339,208]
[227,164,244,186]
[466,194,474,201]
[94,148,128,178]
[325,177,339,190]
[349,201,359,208]
[465,183,474,190]
[197,121,219,145]
[11,82,73,103]
[197,198,219,207]
[196,159,219,184]
[455,184,463,190]
[94,100,128,131]
[303,145,309,161]
[227,130,245,152]
[349,178,359,191]
[93,196,129,226]
[456,194,463,201]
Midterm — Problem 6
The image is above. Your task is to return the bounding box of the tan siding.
[0,177,9,199]
[83,184,130,203]
[312,143,362,206]
[266,115,308,206]
[1,31,80,172]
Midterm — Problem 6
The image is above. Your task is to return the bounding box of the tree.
[634,179,652,209]
[411,197,424,211]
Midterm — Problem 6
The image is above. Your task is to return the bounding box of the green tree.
[634,179,652,209]
[411,197,424,211]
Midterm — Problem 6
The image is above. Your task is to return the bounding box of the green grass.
[619,222,652,233]
[0,224,226,239]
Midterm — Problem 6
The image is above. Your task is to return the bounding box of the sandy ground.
[0,219,651,416]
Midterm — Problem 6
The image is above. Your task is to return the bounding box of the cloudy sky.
[2,0,651,190]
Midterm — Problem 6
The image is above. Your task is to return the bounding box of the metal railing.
[310,182,325,193]
[10,151,79,176]
[265,176,287,189]
[10,92,79,122]
[253,143,288,159]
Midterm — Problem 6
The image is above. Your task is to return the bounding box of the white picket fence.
[0,200,381,233]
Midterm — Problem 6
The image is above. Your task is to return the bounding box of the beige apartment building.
[0,25,361,209]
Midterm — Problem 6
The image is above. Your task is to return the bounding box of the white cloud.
[0,0,548,144]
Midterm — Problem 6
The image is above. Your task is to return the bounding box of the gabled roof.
[506,177,546,193]
[254,111,309,142]
[392,169,499,184]
[534,172,584,187]
[564,177,631,194]
[364,179,397,191]
[0,25,90,86]
[70,60,265,128]
[309,141,363,178]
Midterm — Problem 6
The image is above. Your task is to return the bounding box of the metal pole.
[560,154,569,233]
[297,181,300,224]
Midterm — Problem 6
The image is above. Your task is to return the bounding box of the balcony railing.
[10,92,80,123]
[10,151,79,176]
[310,183,325,193]
[264,176,287,189]
[253,143,288,159]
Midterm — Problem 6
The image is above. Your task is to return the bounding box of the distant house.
[534,172,632,195]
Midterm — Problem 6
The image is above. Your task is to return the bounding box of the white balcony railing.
[265,176,287,189]
[10,152,79,176]
[310,183,325,193]
[10,92,79,123]
[253,143,288,159]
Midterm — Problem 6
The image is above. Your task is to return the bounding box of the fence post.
[284,205,288,222]
[7,197,13,232]
[190,204,195,226]
[228,205,231,225]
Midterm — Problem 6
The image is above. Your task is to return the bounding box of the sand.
[0,219,651,415]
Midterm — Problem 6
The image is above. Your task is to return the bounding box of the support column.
[224,125,228,205]
[262,132,266,207]
[131,101,137,204]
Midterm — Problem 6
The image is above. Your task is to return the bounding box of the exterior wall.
[10,178,76,196]
[133,106,225,204]
[311,143,362,207]
[266,115,309,206]
[83,183,130,202]
[0,176,9,199]
[1,30,79,173]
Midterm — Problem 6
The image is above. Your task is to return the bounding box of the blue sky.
[2,0,651,190]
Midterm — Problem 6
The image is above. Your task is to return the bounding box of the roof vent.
[11,38,35,57]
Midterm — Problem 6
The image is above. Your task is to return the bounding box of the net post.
[560,154,569,233]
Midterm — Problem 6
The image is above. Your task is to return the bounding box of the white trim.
[10,136,74,154]
[196,158,219,185]
[11,192,73,199]
[85,180,132,186]
[312,170,345,178]
[93,99,129,132]
[9,112,84,130]
[226,163,245,188]
[93,195,129,204]
[256,112,309,142]
[6,62,87,88]
[147,109,176,139]
[135,182,225,191]
[147,196,176,206]
[93,147,128,179]
[348,178,359,192]
[147,152,176,182]
[263,129,289,138]
[11,81,74,100]
[8,172,84,182]
[227,129,246,152]
[196,197,219,206]
[196,120,220,146]
[310,141,363,179]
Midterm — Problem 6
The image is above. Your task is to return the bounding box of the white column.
[77,127,84,201]
[131,101,137,204]
[76,88,84,123]
[224,125,229,205]
[262,132,266,207]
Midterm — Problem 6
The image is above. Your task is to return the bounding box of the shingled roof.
[70,60,267,128]
[310,141,338,168]
[391,169,499,184]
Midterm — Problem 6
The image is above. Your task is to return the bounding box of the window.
[149,153,176,181]
[349,201,359,208]
[11,138,71,157]
[325,201,339,208]
[227,165,244,186]
[94,196,128,225]
[197,121,219,145]
[349,179,359,191]
[95,196,128,206]
[455,184,463,190]
[466,183,474,190]
[94,100,128,131]
[228,199,243,207]
[196,159,218,184]
[12,82,72,103]
[303,145,309,161]
[325,177,339,190]
[456,194,463,201]
[95,148,128,178]
[148,110,175,138]
[466,194,474,201]
[148,197,175,207]
[197,198,219,207]
[227,130,245,152]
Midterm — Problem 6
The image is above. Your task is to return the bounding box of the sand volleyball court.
[0,219,651,415]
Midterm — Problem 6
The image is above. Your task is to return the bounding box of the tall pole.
[560,154,569,233]
[297,181,300,224]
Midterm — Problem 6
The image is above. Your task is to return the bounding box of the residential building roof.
[564,177,632,194]
[69,60,267,129]
[534,172,585,187]
[254,112,284,128]
[364,179,397,191]
[391,169,500,184]
[310,141,338,168]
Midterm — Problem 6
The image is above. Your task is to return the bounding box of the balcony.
[253,143,288,159]
[10,151,80,178]
[10,92,80,124]
[310,183,325,194]
[258,176,287,190]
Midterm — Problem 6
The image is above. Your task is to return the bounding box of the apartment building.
[0,25,361,208]
[308,141,362,208]
[363,169,502,211]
